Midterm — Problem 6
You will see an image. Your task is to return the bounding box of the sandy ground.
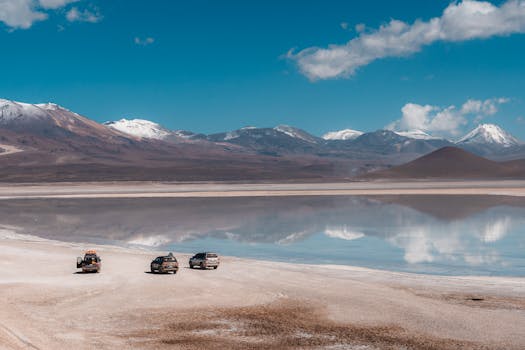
[0,237,524,350]
[0,180,525,199]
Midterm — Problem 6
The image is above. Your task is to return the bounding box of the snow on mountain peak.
[0,98,50,122]
[322,129,363,141]
[35,102,62,111]
[457,124,520,147]
[274,125,318,143]
[394,130,441,140]
[104,118,171,140]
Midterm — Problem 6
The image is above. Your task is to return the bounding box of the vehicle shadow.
[73,271,99,274]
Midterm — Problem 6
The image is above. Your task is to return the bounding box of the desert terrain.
[0,236,524,350]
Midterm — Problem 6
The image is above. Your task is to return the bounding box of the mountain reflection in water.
[0,195,524,276]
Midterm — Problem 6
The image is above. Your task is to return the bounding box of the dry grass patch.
[129,300,497,350]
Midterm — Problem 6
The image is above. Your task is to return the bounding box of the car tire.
[200,263,205,269]
[213,266,218,269]
[151,267,155,273]
[189,264,193,269]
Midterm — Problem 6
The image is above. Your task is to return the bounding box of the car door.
[152,257,161,270]
[193,253,204,265]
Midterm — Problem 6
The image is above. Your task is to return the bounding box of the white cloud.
[289,0,525,80]
[134,37,155,46]
[387,97,508,137]
[460,97,509,115]
[66,6,101,23]
[0,0,96,29]
[0,0,47,29]
[38,0,78,9]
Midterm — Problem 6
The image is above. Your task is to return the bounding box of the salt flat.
[0,237,524,349]
[0,180,525,199]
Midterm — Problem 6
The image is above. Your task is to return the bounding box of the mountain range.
[104,116,525,161]
[0,98,524,181]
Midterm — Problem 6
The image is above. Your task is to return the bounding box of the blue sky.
[1,0,525,139]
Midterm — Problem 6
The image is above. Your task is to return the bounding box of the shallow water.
[0,195,524,276]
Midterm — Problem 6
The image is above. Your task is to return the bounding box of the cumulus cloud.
[134,37,155,46]
[39,0,78,9]
[0,0,47,29]
[0,0,98,29]
[289,0,525,80]
[387,97,509,137]
[66,6,101,23]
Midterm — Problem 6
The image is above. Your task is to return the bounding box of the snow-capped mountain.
[0,98,126,140]
[457,124,520,148]
[104,118,172,140]
[394,130,441,140]
[322,129,363,141]
[1,98,71,123]
[274,125,320,143]
[207,126,320,155]
[172,130,204,139]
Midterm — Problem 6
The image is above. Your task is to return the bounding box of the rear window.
[206,253,218,258]
[163,257,177,262]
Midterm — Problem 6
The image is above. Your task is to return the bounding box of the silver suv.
[150,253,179,274]
[189,252,220,269]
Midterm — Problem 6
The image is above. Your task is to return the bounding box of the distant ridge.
[365,147,525,179]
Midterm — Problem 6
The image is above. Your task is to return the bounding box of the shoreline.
[1,237,524,349]
[0,180,525,199]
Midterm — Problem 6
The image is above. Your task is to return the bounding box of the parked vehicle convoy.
[150,253,179,274]
[76,250,101,273]
[189,252,220,269]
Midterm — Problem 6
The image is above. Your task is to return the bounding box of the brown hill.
[366,147,525,179]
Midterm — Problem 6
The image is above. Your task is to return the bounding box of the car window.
[207,253,218,258]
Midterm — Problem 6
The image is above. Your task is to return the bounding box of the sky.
[1,0,525,140]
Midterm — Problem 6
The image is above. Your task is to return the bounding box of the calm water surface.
[1,195,524,276]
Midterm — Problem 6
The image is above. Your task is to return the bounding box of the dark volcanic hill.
[366,147,525,179]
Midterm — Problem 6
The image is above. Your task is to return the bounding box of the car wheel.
[200,262,205,269]
[189,263,193,269]
[151,267,155,273]
[213,266,218,269]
